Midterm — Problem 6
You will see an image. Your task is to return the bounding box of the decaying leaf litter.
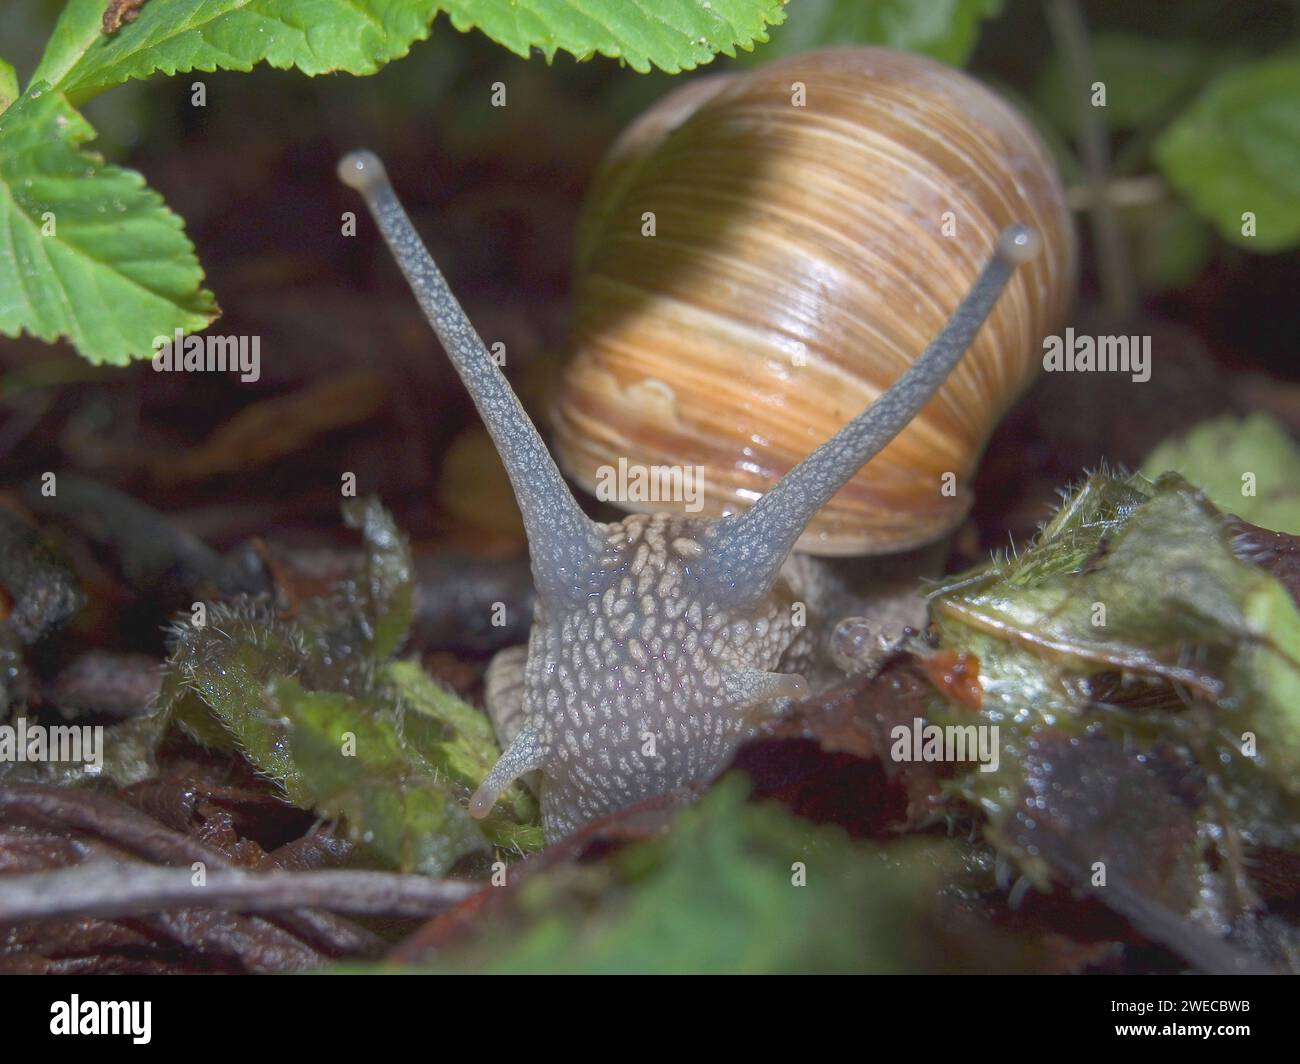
[2,408,1299,972]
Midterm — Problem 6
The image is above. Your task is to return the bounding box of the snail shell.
[552,46,1075,555]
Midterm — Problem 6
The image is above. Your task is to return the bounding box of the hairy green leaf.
[159,499,541,871]
[0,86,218,364]
[1155,56,1300,252]
[164,619,543,871]
[384,659,541,852]
[273,676,490,875]
[929,472,1300,875]
[165,600,314,799]
[341,497,413,659]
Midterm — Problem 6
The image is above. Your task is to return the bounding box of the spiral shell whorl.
[553,46,1075,555]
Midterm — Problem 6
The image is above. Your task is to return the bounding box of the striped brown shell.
[551,46,1075,555]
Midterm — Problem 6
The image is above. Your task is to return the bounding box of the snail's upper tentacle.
[701,225,1041,610]
[338,150,604,609]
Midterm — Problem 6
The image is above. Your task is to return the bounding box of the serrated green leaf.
[35,0,784,98]
[440,0,787,74]
[747,0,1000,66]
[1154,56,1300,252]
[37,0,441,103]
[0,85,218,364]
[1142,413,1300,534]
[28,0,107,92]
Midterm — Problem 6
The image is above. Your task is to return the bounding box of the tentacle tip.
[468,784,497,820]
[775,673,809,700]
[337,150,387,193]
[999,224,1041,265]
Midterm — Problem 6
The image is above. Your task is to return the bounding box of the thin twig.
[1065,174,1168,212]
[0,784,388,957]
[0,862,483,923]
[1046,0,1138,323]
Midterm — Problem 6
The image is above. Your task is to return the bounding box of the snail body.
[482,510,811,837]
[339,47,1072,843]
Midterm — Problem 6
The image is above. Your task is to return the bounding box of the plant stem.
[1045,0,1138,323]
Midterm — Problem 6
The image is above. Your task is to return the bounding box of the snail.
[554,46,1075,556]
[338,46,1073,843]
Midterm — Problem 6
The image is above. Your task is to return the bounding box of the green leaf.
[165,625,532,872]
[273,676,490,875]
[1141,414,1300,534]
[162,603,503,873]
[929,472,1300,867]
[1242,577,1300,794]
[0,86,218,365]
[749,0,1001,66]
[28,0,107,92]
[35,0,786,98]
[424,777,970,973]
[439,0,788,74]
[1154,56,1300,252]
[164,600,314,799]
[0,59,17,113]
[1035,32,1216,136]
[159,499,542,871]
[341,496,414,659]
[36,0,442,103]
[384,659,541,852]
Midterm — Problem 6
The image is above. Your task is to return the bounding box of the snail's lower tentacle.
[469,725,547,820]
